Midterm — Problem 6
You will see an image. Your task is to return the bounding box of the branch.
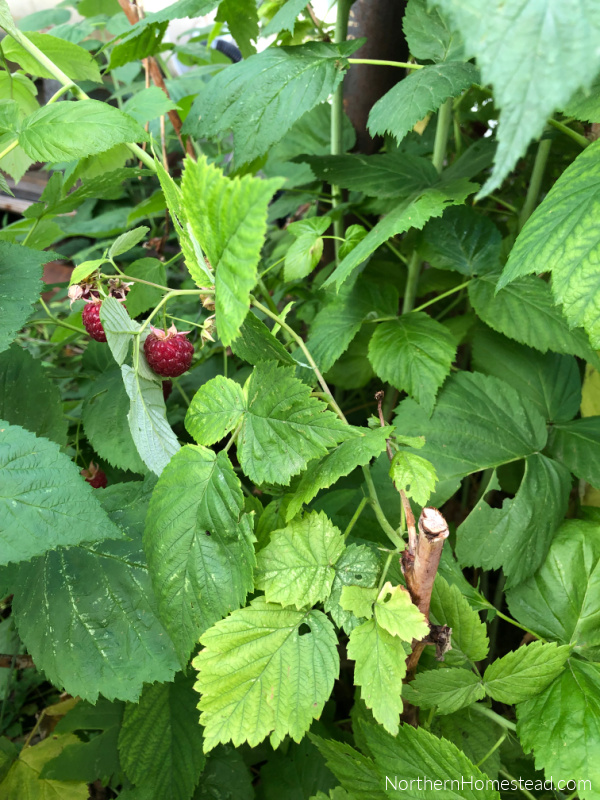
[0,653,35,669]
[117,0,195,159]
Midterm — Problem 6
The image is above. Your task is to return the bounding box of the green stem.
[251,296,346,421]
[362,466,403,548]
[472,704,517,732]
[138,289,209,335]
[498,769,538,800]
[519,136,551,230]
[119,274,171,291]
[347,58,423,69]
[0,138,18,161]
[22,218,39,247]
[0,23,157,171]
[548,117,589,148]
[402,251,422,314]
[342,496,368,540]
[46,82,75,104]
[432,98,453,173]
[412,279,472,314]
[493,609,546,642]
[377,550,397,591]
[172,378,191,406]
[475,731,507,769]
[488,194,519,215]
[331,0,352,263]
[38,298,85,334]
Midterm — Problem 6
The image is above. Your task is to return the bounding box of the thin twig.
[0,653,34,669]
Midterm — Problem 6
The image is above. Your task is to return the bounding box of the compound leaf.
[483,641,571,704]
[403,669,485,715]
[144,445,255,665]
[193,597,339,750]
[255,511,345,609]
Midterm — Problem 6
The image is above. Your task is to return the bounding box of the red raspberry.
[82,301,106,342]
[81,462,107,489]
[144,325,194,378]
[162,380,173,401]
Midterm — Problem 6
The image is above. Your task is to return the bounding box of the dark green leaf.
[403,0,464,63]
[368,62,478,143]
[230,312,295,366]
[547,417,600,487]
[184,41,361,165]
[420,205,501,275]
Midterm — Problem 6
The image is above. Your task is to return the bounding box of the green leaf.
[19,100,147,162]
[307,278,399,373]
[82,367,146,474]
[121,364,180,476]
[122,85,179,124]
[110,20,169,69]
[185,375,246,445]
[285,426,391,520]
[263,0,307,35]
[430,575,489,664]
[435,0,600,197]
[42,698,123,783]
[99,297,139,365]
[390,450,438,507]
[194,745,253,800]
[431,707,502,779]
[187,362,352,485]
[119,673,205,800]
[144,445,256,665]
[499,141,600,347]
[216,0,258,58]
[10,481,179,701]
[456,454,571,588]
[0,241,54,353]
[184,41,361,165]
[0,421,121,566]
[302,152,440,199]
[563,74,600,122]
[483,641,571,704]
[310,736,386,800]
[393,372,547,480]
[324,544,381,634]
[124,258,166,318]
[403,0,464,63]
[403,669,485,715]
[324,179,476,289]
[181,156,283,345]
[374,582,429,641]
[1,734,88,800]
[0,344,67,445]
[230,311,296,366]
[507,520,600,659]
[109,225,149,259]
[363,719,501,800]
[420,206,501,275]
[285,230,326,281]
[69,258,108,286]
[471,326,581,423]
[516,659,600,799]
[547,417,600,487]
[339,585,377,619]
[368,313,456,414]
[2,32,102,82]
[368,62,478,142]
[0,72,38,119]
[255,511,345,609]
[347,619,408,736]
[193,597,339,750]
[0,0,18,33]
[469,272,599,363]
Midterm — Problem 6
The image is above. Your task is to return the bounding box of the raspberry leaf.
[118,673,206,800]
[255,511,345,609]
[181,156,283,346]
[185,374,246,445]
[193,598,339,750]
[1,734,88,800]
[430,576,489,665]
[6,481,179,701]
[144,445,256,665]
[403,669,485,716]
[0,421,122,566]
[100,297,140,365]
[121,364,180,476]
[347,619,408,736]
[373,582,429,641]
[483,641,571,704]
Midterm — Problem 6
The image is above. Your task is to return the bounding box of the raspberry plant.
[1,0,600,798]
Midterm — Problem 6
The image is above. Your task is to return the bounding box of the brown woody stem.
[0,653,34,669]
[402,506,450,724]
